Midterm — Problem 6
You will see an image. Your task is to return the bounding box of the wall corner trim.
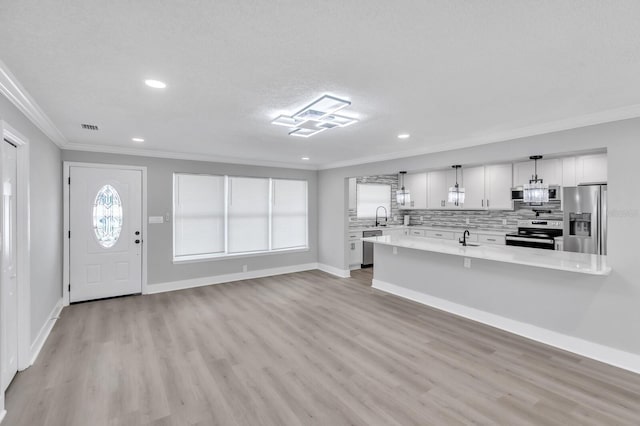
[317,263,351,278]
[29,298,64,366]
[146,263,320,294]
[372,279,640,375]
[0,60,67,147]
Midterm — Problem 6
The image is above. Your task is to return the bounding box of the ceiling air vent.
[81,123,99,131]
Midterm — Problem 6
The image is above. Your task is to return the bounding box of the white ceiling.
[1,1,640,169]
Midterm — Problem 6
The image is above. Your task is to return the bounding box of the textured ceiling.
[1,0,639,168]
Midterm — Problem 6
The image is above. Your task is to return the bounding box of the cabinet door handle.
[487,199,490,208]
[487,238,496,242]
[435,233,442,237]
[482,199,484,207]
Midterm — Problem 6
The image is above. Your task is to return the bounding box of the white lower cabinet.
[348,232,363,266]
[409,229,425,237]
[425,230,454,240]
[478,234,506,245]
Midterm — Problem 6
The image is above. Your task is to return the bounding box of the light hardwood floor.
[4,269,640,425]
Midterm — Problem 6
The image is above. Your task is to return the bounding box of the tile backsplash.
[348,174,563,231]
[399,201,562,231]
[348,175,404,228]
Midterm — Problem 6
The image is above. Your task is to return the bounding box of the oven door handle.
[505,236,554,244]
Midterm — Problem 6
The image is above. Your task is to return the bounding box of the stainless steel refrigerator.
[563,184,607,255]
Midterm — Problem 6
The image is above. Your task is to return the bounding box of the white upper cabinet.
[513,158,563,186]
[428,169,451,209]
[402,172,427,209]
[485,164,513,210]
[562,157,577,187]
[575,153,607,184]
[348,177,357,210]
[461,166,485,210]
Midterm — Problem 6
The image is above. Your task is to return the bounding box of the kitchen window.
[173,173,308,261]
[356,183,391,218]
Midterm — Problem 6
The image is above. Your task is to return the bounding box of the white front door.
[1,140,18,391]
[70,167,142,303]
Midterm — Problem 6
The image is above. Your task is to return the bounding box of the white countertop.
[349,225,514,235]
[362,235,611,276]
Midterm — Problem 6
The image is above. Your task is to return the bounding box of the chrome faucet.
[459,229,470,246]
[375,206,388,227]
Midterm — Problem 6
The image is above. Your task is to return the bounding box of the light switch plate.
[148,216,164,224]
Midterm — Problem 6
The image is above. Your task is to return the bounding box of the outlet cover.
[466,218,470,225]
[420,216,424,221]
[464,258,471,268]
[502,219,508,225]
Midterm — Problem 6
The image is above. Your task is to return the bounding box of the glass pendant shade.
[523,181,549,203]
[397,189,411,206]
[448,185,465,205]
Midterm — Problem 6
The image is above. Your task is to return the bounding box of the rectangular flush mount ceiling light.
[271,94,358,137]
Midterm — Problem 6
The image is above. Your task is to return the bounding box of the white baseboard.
[146,263,320,294]
[317,263,351,278]
[372,279,640,375]
[0,409,5,425]
[349,264,361,271]
[29,298,63,366]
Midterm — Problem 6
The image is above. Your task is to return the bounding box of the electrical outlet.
[393,216,398,221]
[420,216,424,221]
[393,247,398,255]
[466,218,470,225]
[464,258,471,268]
[502,219,508,225]
[242,265,248,273]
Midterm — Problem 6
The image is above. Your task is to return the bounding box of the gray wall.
[0,96,63,343]
[61,151,318,285]
[318,118,640,356]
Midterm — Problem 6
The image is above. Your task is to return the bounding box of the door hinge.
[68,177,70,184]
[68,284,71,292]
[68,230,71,238]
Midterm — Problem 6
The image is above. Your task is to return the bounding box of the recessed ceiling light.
[301,157,310,161]
[144,79,167,89]
[398,133,411,139]
[132,137,144,142]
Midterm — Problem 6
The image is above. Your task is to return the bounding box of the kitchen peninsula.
[364,234,614,366]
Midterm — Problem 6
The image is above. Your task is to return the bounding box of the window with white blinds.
[174,174,225,258]
[173,173,308,261]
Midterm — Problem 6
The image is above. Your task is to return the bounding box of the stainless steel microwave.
[511,185,561,201]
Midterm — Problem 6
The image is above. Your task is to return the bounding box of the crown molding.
[62,142,319,170]
[2,58,639,171]
[318,104,640,170]
[0,60,68,147]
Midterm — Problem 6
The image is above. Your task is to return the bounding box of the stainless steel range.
[505,220,563,250]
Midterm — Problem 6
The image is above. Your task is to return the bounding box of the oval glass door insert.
[93,184,123,248]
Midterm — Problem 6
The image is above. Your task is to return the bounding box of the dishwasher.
[362,230,383,267]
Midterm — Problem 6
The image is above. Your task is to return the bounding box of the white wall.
[61,150,319,286]
[318,118,640,356]
[0,95,62,345]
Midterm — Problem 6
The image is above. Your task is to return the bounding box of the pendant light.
[396,171,411,206]
[448,165,465,206]
[523,155,549,203]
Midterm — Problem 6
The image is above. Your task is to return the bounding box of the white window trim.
[172,174,309,262]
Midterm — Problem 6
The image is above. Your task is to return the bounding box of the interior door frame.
[63,162,148,306]
[0,121,31,372]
